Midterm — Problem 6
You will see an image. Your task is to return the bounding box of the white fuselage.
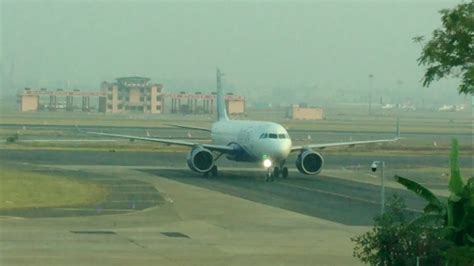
[211,120,292,164]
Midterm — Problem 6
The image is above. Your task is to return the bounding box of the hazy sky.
[1,0,467,104]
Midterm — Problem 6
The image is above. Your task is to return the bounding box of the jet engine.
[187,146,214,173]
[296,150,324,175]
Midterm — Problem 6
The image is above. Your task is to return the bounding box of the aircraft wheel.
[273,167,280,178]
[211,165,218,177]
[282,167,288,178]
[265,171,272,182]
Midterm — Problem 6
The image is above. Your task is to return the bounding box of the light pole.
[371,160,385,215]
[368,74,374,115]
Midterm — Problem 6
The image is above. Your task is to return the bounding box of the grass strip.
[0,167,107,210]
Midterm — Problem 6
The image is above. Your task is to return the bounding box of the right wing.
[291,118,402,152]
[290,138,400,152]
[77,127,234,153]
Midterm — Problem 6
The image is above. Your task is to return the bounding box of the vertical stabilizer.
[216,68,229,121]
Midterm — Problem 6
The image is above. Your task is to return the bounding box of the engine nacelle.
[296,150,324,175]
[187,146,214,173]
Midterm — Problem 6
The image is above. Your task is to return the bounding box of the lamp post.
[371,160,385,215]
[368,74,374,115]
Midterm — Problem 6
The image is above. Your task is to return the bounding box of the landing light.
[263,159,272,168]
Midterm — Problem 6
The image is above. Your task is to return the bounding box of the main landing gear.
[204,165,218,177]
[204,153,223,177]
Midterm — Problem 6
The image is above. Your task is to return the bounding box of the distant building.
[226,93,245,114]
[17,76,245,115]
[100,77,163,114]
[19,91,39,112]
[288,104,324,120]
[17,88,105,112]
[163,92,245,115]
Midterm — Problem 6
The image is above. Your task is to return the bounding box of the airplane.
[79,69,400,181]
[381,103,396,110]
[438,104,456,112]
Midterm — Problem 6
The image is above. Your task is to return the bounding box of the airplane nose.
[267,142,290,160]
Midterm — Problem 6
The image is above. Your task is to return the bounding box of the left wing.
[166,124,211,132]
[77,127,234,153]
[290,138,399,152]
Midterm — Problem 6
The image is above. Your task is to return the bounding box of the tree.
[351,195,446,265]
[353,139,474,265]
[395,139,474,265]
[414,2,474,95]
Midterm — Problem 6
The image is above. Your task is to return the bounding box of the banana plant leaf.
[407,212,444,228]
[394,175,444,213]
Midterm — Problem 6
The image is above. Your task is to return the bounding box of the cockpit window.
[268,133,277,139]
[259,133,268,139]
[278,134,286,139]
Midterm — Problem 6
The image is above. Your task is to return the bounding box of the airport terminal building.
[17,76,246,115]
[100,77,163,114]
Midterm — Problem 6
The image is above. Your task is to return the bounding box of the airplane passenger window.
[269,133,277,139]
[278,134,286,139]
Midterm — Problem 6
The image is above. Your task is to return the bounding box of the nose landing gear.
[265,170,273,182]
[264,164,289,182]
[273,167,280,178]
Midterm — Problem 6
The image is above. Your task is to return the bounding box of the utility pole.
[368,74,374,115]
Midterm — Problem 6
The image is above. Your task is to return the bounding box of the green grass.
[0,167,108,210]
[2,140,472,157]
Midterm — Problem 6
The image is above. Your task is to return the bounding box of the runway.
[0,149,436,265]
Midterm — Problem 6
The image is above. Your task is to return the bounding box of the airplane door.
[238,128,253,150]
[246,128,254,149]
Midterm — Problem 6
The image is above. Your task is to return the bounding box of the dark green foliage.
[414,2,474,95]
[395,139,474,264]
[445,246,474,266]
[6,133,19,143]
[354,139,474,265]
[351,195,446,266]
